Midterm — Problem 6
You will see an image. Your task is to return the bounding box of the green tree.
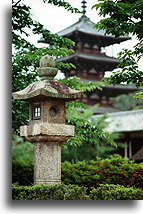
[12,135,34,165]
[62,105,120,162]
[12,0,119,160]
[92,0,143,88]
[12,0,79,131]
[111,91,143,111]
[12,0,102,132]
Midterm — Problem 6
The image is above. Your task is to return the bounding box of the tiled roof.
[57,16,130,39]
[93,109,143,132]
[56,52,119,64]
[57,16,131,45]
[39,16,131,47]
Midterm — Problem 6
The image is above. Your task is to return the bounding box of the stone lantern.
[13,55,82,185]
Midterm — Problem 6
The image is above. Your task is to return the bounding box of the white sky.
[24,0,142,72]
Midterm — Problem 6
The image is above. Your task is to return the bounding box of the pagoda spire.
[81,0,87,16]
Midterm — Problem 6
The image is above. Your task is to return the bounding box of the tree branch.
[13,0,22,7]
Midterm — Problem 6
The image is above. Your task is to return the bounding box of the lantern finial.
[37,55,58,80]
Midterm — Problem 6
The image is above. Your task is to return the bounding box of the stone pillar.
[129,140,132,158]
[124,141,128,158]
[20,123,74,185]
[34,142,61,185]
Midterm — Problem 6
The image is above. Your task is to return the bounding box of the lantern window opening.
[49,106,58,117]
[33,105,41,120]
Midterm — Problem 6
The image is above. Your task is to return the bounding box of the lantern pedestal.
[20,123,74,185]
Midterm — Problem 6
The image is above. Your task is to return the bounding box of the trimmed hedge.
[89,184,143,200]
[12,184,87,200]
[12,184,143,200]
[61,155,143,189]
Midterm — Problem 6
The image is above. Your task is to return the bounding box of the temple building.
[93,109,143,162]
[38,1,143,161]
[39,0,139,114]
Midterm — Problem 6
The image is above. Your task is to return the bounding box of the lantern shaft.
[34,142,61,185]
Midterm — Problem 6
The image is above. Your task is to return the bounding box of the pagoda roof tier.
[101,85,138,97]
[81,79,141,92]
[56,52,119,71]
[102,83,140,91]
[56,16,131,47]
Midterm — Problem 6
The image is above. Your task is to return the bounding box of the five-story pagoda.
[39,0,138,114]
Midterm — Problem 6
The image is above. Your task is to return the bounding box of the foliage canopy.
[93,0,143,88]
[111,91,143,111]
[12,0,117,153]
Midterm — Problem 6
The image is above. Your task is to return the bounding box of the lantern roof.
[12,55,82,101]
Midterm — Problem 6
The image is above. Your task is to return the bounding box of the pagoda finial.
[81,0,87,16]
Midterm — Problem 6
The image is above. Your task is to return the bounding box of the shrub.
[12,136,34,186]
[12,183,143,200]
[61,155,143,189]
[12,184,87,200]
[12,155,143,189]
[12,136,34,165]
[12,159,33,186]
[89,184,143,200]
